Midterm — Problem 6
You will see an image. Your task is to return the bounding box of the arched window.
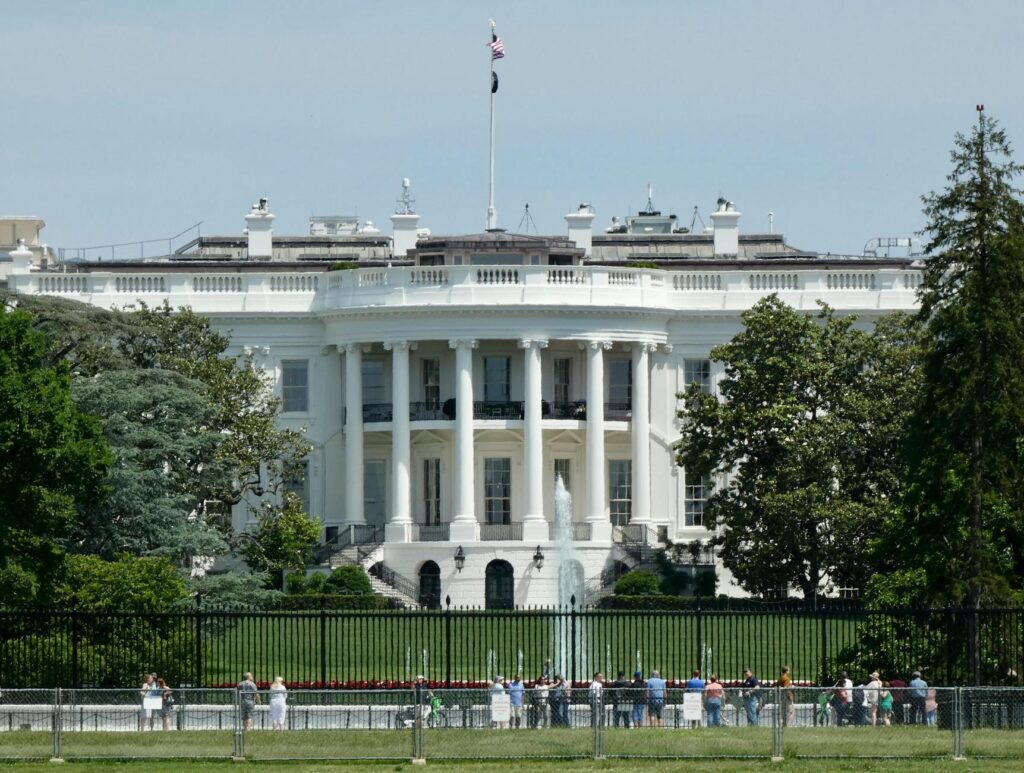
[418,560,441,610]
[485,559,515,610]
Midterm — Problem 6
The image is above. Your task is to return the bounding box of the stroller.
[395,703,431,729]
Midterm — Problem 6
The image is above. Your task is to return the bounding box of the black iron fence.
[0,604,1021,690]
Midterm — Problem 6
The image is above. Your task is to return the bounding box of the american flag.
[489,34,505,61]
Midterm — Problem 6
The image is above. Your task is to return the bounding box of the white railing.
[476,267,519,284]
[673,273,722,291]
[269,273,319,292]
[749,273,799,291]
[193,275,244,293]
[826,272,877,290]
[114,275,166,293]
[37,275,89,294]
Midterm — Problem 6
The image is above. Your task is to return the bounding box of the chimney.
[390,178,420,258]
[9,238,34,274]
[710,198,741,257]
[565,203,596,257]
[244,197,275,259]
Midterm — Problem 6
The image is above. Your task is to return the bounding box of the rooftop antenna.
[517,203,537,234]
[395,178,416,215]
[689,206,706,232]
[768,212,774,234]
[642,183,656,214]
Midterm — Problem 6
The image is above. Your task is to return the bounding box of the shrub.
[626,261,661,270]
[328,261,358,271]
[614,570,661,596]
[325,565,373,595]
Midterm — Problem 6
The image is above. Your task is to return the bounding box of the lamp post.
[533,546,545,570]
[454,546,466,573]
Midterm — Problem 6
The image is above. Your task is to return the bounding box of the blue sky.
[3,1,1022,254]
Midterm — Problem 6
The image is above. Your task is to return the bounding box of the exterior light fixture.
[454,546,466,573]
[533,546,545,570]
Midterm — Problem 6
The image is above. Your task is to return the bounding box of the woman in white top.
[269,676,288,730]
[865,671,882,726]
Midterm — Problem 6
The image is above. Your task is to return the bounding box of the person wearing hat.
[865,671,882,726]
[489,675,508,729]
[908,671,928,725]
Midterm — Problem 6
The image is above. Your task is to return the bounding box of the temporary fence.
[1,604,1021,689]
[2,687,1023,761]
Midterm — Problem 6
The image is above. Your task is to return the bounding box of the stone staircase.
[319,533,420,608]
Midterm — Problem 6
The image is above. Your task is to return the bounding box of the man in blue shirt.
[508,673,525,729]
[908,671,928,725]
[685,669,706,727]
[646,669,667,728]
[741,668,761,726]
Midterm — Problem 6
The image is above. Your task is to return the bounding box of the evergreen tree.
[891,109,1024,680]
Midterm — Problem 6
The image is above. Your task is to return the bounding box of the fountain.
[552,475,585,680]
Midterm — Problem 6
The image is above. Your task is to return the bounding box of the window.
[284,460,310,515]
[422,358,440,409]
[554,358,572,406]
[608,359,632,405]
[684,474,710,527]
[553,458,572,494]
[483,356,510,403]
[609,459,632,526]
[484,458,511,525]
[423,458,441,525]
[362,359,386,405]
[684,359,712,394]
[364,460,387,527]
[281,360,309,413]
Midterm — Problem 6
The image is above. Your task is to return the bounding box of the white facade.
[7,203,923,607]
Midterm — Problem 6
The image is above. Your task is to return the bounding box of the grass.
[3,725,1023,764]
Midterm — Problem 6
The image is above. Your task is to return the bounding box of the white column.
[519,338,549,541]
[449,339,479,541]
[584,340,612,541]
[385,341,413,542]
[343,344,366,525]
[630,342,655,529]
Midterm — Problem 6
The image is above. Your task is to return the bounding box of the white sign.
[682,692,703,721]
[143,696,163,711]
[490,693,511,722]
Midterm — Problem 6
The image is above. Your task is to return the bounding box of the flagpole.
[486,19,497,231]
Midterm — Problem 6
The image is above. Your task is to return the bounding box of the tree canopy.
[675,297,919,602]
[0,305,112,604]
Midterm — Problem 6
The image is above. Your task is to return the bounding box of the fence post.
[818,607,828,686]
[320,607,328,687]
[194,599,203,688]
[232,687,244,760]
[695,596,703,676]
[953,687,965,760]
[593,689,604,759]
[771,685,783,761]
[68,610,79,689]
[51,687,63,762]
[570,596,578,684]
[945,604,954,687]
[444,596,452,689]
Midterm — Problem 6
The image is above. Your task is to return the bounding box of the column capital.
[243,345,270,358]
[661,343,674,353]
[517,338,549,350]
[449,338,479,350]
[579,339,612,351]
[383,340,418,352]
[341,343,370,354]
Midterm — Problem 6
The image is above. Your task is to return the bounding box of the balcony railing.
[480,523,523,541]
[604,402,632,420]
[362,403,393,423]
[413,523,451,542]
[550,400,587,420]
[549,522,593,541]
[473,401,524,420]
[410,402,450,421]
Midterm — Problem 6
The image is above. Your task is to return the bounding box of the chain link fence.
[2,685,1023,761]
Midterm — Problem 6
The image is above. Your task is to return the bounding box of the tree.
[0,306,111,604]
[241,492,322,582]
[891,109,1024,680]
[675,296,919,602]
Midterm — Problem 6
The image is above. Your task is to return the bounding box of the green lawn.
[3,725,1023,763]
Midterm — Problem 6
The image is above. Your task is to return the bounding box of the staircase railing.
[313,524,383,565]
[368,562,421,605]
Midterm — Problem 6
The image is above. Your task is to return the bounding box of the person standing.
[508,674,525,729]
[703,674,724,727]
[741,668,761,727]
[588,672,605,728]
[550,675,568,727]
[865,671,882,726]
[925,688,938,727]
[533,677,550,729]
[778,666,796,727]
[158,679,175,731]
[489,676,508,729]
[269,676,288,731]
[238,672,260,731]
[138,673,155,731]
[610,670,631,728]
[878,681,893,727]
[646,670,666,728]
[831,672,852,727]
[686,670,705,727]
[908,671,928,725]
[630,670,647,728]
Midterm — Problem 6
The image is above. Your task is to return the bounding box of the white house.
[6,193,922,608]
